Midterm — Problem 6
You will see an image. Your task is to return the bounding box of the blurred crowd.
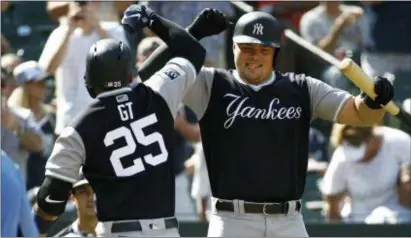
[1,1,410,236]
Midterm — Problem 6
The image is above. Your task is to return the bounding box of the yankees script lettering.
[224,93,302,128]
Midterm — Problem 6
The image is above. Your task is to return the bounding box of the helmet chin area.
[86,86,97,98]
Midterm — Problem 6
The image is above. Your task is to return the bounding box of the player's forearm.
[33,204,58,236]
[146,14,205,71]
[355,96,385,125]
[34,177,72,234]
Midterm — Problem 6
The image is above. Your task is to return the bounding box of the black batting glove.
[187,8,233,40]
[121,4,155,34]
[361,76,395,109]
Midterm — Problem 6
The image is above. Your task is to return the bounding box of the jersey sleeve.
[45,127,86,183]
[306,76,352,121]
[144,57,197,119]
[182,67,215,120]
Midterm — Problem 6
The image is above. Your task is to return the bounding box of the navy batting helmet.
[85,39,132,98]
[233,11,282,48]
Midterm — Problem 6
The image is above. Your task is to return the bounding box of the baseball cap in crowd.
[12,61,47,85]
[137,36,164,58]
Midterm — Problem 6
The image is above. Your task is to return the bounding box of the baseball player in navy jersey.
[138,10,395,237]
[32,5,210,237]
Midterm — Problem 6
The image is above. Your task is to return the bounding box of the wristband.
[360,92,383,109]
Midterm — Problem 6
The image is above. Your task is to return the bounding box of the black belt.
[215,200,301,215]
[111,217,178,233]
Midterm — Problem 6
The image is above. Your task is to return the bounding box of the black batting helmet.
[233,11,282,48]
[85,39,132,98]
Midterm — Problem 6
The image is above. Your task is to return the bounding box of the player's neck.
[240,72,273,86]
[77,215,98,234]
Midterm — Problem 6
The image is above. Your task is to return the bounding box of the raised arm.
[121,4,209,75]
[136,8,232,81]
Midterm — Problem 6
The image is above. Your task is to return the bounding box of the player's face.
[72,184,95,216]
[233,43,275,85]
[25,80,46,101]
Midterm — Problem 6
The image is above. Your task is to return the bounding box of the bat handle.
[339,58,400,116]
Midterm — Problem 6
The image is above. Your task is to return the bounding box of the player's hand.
[361,76,395,109]
[121,4,155,34]
[187,8,233,40]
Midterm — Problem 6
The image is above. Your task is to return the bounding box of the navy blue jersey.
[44,57,197,221]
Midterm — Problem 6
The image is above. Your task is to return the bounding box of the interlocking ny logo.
[253,23,264,35]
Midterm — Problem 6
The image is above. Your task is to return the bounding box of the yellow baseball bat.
[284,29,411,127]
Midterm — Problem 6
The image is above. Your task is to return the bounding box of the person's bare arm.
[38,12,79,74]
[337,96,385,126]
[398,164,411,208]
[318,11,362,53]
[174,112,201,143]
[308,75,388,126]
[46,1,69,22]
[324,192,346,222]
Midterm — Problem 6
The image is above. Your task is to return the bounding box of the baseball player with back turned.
[138,11,395,237]
[32,5,208,237]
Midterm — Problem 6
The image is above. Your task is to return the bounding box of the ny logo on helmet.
[253,23,264,35]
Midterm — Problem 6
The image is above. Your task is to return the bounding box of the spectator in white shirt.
[321,124,411,224]
[300,1,365,90]
[39,1,127,135]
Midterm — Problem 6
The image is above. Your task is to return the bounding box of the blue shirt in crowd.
[1,150,39,237]
[308,128,328,162]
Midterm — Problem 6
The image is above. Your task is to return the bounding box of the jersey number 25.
[103,113,168,177]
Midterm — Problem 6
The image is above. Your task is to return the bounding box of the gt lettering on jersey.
[117,102,134,121]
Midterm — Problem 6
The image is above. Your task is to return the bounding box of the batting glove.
[361,76,395,109]
[187,8,233,40]
[121,4,155,34]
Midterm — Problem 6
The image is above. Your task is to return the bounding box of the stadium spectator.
[38,1,128,135]
[321,124,411,224]
[300,1,365,90]
[307,127,329,173]
[54,175,97,237]
[7,61,55,186]
[1,1,12,55]
[1,150,39,236]
[188,143,211,222]
[136,36,163,69]
[257,1,317,31]
[360,1,411,102]
[1,53,22,73]
[146,1,234,68]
